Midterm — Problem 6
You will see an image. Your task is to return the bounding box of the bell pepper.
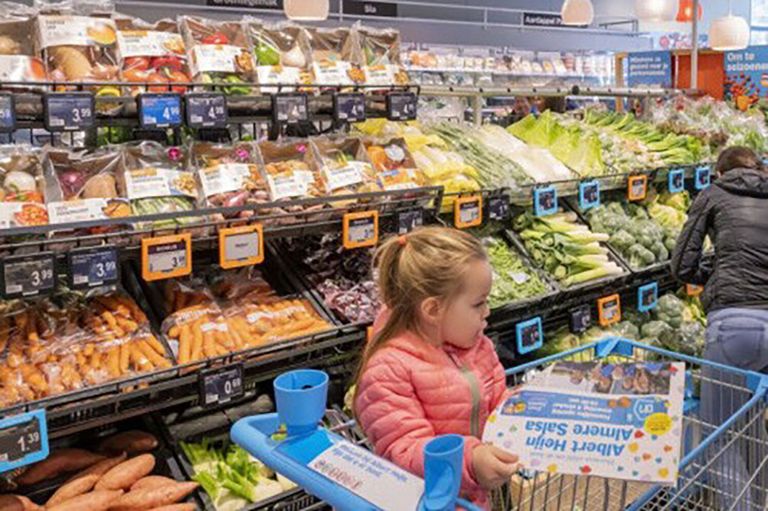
[222,75,251,96]
[124,57,151,71]
[201,33,229,45]
[151,56,184,73]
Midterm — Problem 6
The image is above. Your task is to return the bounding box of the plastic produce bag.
[0,2,47,90]
[364,137,425,191]
[258,139,323,202]
[305,26,362,86]
[246,18,310,94]
[116,16,191,96]
[0,145,48,228]
[309,136,380,198]
[179,16,254,96]
[355,24,408,86]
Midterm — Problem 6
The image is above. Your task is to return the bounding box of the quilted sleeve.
[478,336,509,412]
[355,351,482,495]
[671,190,713,285]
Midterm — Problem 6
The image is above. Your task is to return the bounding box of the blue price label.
[44,92,95,132]
[637,281,659,312]
[139,93,182,128]
[0,93,15,132]
[333,93,366,123]
[186,93,227,128]
[668,168,685,193]
[695,166,711,190]
[516,316,543,355]
[68,246,119,289]
[533,186,558,216]
[578,180,600,211]
[386,92,417,121]
[0,410,48,473]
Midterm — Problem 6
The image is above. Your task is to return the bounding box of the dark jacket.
[671,167,768,313]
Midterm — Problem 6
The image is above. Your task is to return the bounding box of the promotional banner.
[724,46,768,110]
[627,51,672,88]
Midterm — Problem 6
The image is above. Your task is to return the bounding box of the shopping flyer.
[483,361,685,485]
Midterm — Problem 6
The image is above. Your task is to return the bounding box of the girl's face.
[440,259,492,349]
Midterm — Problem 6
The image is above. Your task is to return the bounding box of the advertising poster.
[627,51,672,88]
[724,46,768,110]
[484,361,685,484]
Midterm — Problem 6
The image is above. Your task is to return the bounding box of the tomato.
[163,69,190,94]
[201,33,229,45]
[123,68,150,82]
[150,56,184,73]
[146,72,170,93]
[124,57,151,71]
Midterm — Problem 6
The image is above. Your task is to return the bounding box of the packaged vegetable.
[179,16,254,96]
[309,136,380,198]
[0,3,47,90]
[305,26,362,85]
[118,142,201,231]
[116,17,191,96]
[364,138,425,191]
[258,139,323,202]
[0,145,48,228]
[484,236,550,308]
[355,24,407,86]
[246,18,310,94]
[44,147,131,226]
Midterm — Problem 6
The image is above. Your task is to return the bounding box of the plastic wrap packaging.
[191,140,270,218]
[355,24,407,86]
[179,16,254,96]
[0,290,172,408]
[246,18,310,94]
[258,139,324,203]
[364,137,426,191]
[118,141,203,232]
[309,136,380,202]
[305,26,362,86]
[44,147,131,230]
[116,16,191,96]
[0,146,48,228]
[0,2,47,90]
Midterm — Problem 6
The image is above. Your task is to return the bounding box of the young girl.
[354,227,519,508]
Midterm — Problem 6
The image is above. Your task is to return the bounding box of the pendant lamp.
[635,0,676,21]
[284,0,329,21]
[561,0,594,26]
[676,0,702,23]
[710,0,749,51]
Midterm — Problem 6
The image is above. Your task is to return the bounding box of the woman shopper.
[671,146,768,511]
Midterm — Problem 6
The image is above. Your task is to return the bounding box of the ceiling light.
[561,0,594,26]
[284,0,329,21]
[710,14,750,51]
[635,0,676,21]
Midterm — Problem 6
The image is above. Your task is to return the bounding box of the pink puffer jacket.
[355,330,507,508]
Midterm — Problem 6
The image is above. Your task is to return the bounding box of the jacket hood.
[716,167,768,198]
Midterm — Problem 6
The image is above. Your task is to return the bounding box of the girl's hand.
[472,444,520,491]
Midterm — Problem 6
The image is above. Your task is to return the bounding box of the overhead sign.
[343,1,398,17]
[206,0,282,8]
[627,51,672,88]
[724,47,768,110]
[522,12,586,28]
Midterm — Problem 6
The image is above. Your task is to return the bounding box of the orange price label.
[597,294,622,327]
[686,284,703,297]
[343,211,379,249]
[141,233,192,282]
[454,195,483,229]
[219,224,264,270]
[627,175,648,202]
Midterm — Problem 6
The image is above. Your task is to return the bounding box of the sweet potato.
[147,505,196,511]
[47,474,100,506]
[16,449,106,486]
[70,453,127,480]
[46,490,123,511]
[95,454,155,491]
[98,431,158,456]
[129,475,176,492]
[0,495,40,511]
[108,482,198,511]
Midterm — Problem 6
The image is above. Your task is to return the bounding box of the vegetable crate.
[503,338,768,511]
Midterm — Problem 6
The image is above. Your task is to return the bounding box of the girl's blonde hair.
[354,226,487,403]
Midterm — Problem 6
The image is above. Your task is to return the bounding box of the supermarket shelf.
[407,67,605,80]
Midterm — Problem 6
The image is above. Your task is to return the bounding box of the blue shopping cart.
[232,337,768,511]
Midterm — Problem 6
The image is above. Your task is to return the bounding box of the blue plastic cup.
[420,434,465,511]
[273,369,329,437]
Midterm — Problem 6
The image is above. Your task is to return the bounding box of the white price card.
[343,211,379,249]
[141,233,192,281]
[219,225,264,269]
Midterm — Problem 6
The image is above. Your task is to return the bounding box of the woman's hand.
[471,443,520,491]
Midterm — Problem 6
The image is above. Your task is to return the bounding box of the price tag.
[141,233,192,282]
[44,92,95,132]
[272,93,309,125]
[0,93,16,132]
[186,93,227,129]
[397,209,423,235]
[637,281,659,312]
[569,305,592,334]
[597,294,622,327]
[68,246,119,289]
[454,195,483,229]
[627,174,648,202]
[219,224,264,269]
[0,253,56,299]
[695,165,711,190]
[343,211,379,249]
[333,93,366,123]
[0,410,48,473]
[578,180,600,211]
[516,316,543,355]
[533,186,558,216]
[199,363,244,407]
[488,197,509,221]
[138,93,182,129]
[686,284,704,297]
[386,92,418,121]
[668,168,685,193]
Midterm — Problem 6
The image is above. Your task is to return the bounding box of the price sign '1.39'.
[44,92,95,132]
[0,410,48,473]
[0,252,56,299]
